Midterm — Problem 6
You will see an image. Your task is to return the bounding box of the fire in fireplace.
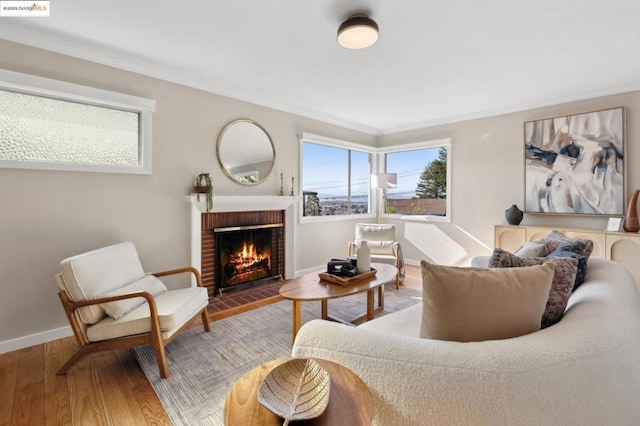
[215,223,283,293]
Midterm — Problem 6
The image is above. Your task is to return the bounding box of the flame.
[237,242,266,266]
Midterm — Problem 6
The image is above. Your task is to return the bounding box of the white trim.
[383,139,452,223]
[377,138,453,152]
[300,132,376,152]
[0,69,155,174]
[0,325,72,354]
[377,83,640,135]
[0,69,156,111]
[300,133,375,222]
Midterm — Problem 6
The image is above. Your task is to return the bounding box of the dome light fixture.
[337,13,379,50]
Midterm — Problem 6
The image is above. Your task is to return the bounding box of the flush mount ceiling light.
[337,13,379,49]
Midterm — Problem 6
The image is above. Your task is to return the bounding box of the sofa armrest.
[292,319,490,425]
[151,266,204,287]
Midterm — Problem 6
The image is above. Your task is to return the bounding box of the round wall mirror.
[216,119,275,185]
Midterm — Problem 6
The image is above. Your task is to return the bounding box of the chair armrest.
[58,289,163,346]
[151,266,204,287]
[60,290,156,311]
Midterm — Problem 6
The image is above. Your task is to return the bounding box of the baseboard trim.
[0,325,73,354]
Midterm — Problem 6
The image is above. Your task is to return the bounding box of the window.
[301,134,373,219]
[0,69,155,174]
[383,139,451,221]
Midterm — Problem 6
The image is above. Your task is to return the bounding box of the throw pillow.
[513,241,548,257]
[420,260,554,342]
[542,230,594,260]
[489,248,578,327]
[99,275,168,319]
[547,244,588,290]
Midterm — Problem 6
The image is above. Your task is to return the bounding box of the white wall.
[2,39,640,352]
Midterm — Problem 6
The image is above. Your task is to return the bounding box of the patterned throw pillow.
[547,244,588,290]
[542,230,594,260]
[489,248,578,328]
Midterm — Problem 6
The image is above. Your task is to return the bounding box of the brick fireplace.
[187,195,297,293]
[201,210,284,296]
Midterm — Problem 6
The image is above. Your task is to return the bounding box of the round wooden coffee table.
[223,357,373,426]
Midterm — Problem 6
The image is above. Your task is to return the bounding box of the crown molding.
[3,20,640,138]
[0,21,380,135]
[378,83,640,136]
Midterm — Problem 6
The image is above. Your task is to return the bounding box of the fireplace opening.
[214,223,283,294]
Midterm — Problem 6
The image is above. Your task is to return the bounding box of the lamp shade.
[371,173,397,189]
[337,14,379,49]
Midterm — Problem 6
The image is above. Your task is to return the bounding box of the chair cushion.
[99,275,168,319]
[59,242,145,324]
[420,260,553,342]
[354,224,397,255]
[86,287,208,342]
[355,240,396,256]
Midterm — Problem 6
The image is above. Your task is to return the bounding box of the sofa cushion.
[489,248,578,327]
[59,242,146,324]
[86,287,208,342]
[542,230,594,260]
[513,241,548,257]
[99,275,168,319]
[547,244,588,289]
[419,260,554,342]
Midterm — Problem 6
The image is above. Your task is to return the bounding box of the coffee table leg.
[366,289,374,321]
[292,300,301,343]
[378,285,384,310]
[321,299,328,319]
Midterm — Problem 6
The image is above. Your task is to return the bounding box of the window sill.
[392,214,450,223]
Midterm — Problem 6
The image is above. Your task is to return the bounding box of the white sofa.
[292,258,640,425]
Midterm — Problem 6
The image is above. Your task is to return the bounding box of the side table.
[223,357,373,425]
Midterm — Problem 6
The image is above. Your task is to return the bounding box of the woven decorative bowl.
[257,358,330,424]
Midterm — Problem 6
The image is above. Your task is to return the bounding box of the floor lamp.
[371,173,397,223]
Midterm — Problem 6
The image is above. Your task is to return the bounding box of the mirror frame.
[216,119,276,186]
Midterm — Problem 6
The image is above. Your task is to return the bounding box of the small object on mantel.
[505,204,524,225]
[193,173,214,212]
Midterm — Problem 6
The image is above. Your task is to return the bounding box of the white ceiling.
[2,0,640,135]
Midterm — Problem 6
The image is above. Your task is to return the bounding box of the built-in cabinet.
[495,224,640,288]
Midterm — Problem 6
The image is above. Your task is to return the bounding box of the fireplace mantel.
[186,195,298,284]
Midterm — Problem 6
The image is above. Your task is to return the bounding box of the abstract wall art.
[524,107,625,215]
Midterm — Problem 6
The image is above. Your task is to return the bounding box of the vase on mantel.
[505,204,524,226]
[623,190,640,232]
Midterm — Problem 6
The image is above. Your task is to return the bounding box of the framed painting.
[524,107,625,215]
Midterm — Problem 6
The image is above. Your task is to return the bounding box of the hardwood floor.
[0,264,422,425]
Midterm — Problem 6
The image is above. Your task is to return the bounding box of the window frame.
[378,138,452,223]
[299,132,376,223]
[0,69,155,174]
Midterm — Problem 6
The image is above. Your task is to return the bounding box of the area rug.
[132,286,421,425]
